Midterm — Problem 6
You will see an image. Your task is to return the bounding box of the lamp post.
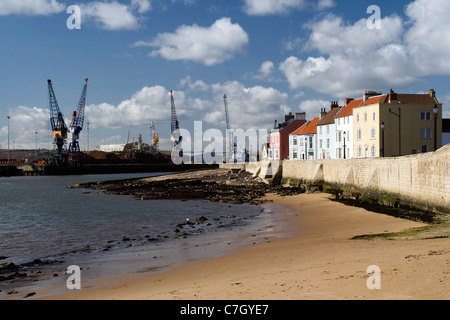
[7,116,10,163]
[87,121,90,152]
[381,122,385,157]
[433,105,439,151]
[343,131,346,159]
[35,132,38,162]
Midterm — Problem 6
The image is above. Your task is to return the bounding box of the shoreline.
[36,192,450,300]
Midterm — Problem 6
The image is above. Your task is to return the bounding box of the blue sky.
[1,0,449,151]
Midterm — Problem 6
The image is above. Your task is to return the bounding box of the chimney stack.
[388,89,398,103]
[330,101,339,110]
[295,112,306,121]
[364,91,382,102]
[429,89,436,98]
[285,112,294,123]
[344,98,354,106]
[320,108,327,119]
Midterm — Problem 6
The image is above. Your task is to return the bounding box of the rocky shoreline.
[70,168,305,205]
[2,168,305,298]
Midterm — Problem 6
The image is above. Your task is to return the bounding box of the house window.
[421,112,431,121]
[357,129,362,141]
[309,137,313,149]
[364,112,368,122]
[422,145,428,153]
[371,146,376,157]
[319,139,323,149]
[373,112,376,121]
[326,126,330,134]
[319,126,322,134]
[293,150,298,160]
[357,113,360,122]
[274,149,279,160]
[268,149,273,160]
[420,128,432,139]
[370,128,376,139]
[326,139,330,148]
[293,137,297,146]
[358,146,362,158]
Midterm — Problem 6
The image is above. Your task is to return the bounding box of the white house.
[334,98,362,159]
[317,103,342,159]
[289,117,320,160]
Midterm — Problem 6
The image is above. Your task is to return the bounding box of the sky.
[1,0,450,151]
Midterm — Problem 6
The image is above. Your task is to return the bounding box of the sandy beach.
[37,192,450,300]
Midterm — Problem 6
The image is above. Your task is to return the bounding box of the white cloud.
[279,0,450,98]
[243,0,306,15]
[0,106,51,149]
[135,17,249,66]
[86,86,180,129]
[81,1,142,30]
[260,61,275,77]
[297,99,330,118]
[179,76,210,92]
[205,81,290,130]
[405,0,450,75]
[0,0,65,16]
[243,0,333,16]
[131,0,152,13]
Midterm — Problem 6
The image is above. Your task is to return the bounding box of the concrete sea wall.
[221,144,450,214]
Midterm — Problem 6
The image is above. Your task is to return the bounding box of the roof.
[359,93,438,107]
[336,99,363,118]
[280,119,307,135]
[362,95,388,106]
[292,117,320,135]
[290,121,308,136]
[317,107,341,126]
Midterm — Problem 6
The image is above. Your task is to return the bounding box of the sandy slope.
[40,193,450,300]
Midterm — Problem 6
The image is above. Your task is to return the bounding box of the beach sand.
[38,193,450,300]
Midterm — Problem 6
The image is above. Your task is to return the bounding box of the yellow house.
[353,89,442,158]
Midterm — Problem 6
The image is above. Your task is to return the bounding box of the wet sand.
[37,193,450,300]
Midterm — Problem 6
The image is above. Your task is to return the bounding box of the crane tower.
[48,79,68,165]
[170,90,183,163]
[223,94,236,163]
[68,78,88,166]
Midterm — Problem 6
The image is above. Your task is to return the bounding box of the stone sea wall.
[221,144,450,214]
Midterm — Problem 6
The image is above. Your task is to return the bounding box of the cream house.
[353,90,443,158]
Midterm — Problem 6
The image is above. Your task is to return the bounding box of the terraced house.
[353,89,442,158]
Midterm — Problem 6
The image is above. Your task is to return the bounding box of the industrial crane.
[48,79,68,165]
[223,94,236,163]
[170,90,183,163]
[68,78,88,166]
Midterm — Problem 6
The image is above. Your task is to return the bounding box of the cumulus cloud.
[0,106,51,149]
[204,81,290,130]
[80,1,144,30]
[243,0,333,16]
[85,86,182,129]
[279,0,450,98]
[133,17,249,66]
[297,99,331,118]
[0,0,65,16]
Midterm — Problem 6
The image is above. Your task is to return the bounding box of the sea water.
[0,172,292,295]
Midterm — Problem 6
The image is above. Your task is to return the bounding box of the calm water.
[0,172,264,265]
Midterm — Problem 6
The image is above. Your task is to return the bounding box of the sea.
[0,172,295,297]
